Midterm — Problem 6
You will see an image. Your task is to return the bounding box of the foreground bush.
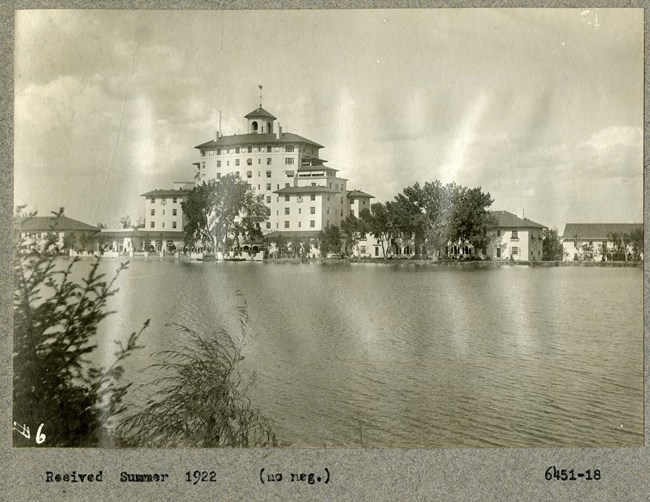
[117,299,277,447]
[13,211,145,447]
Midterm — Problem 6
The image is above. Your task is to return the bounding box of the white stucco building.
[193,105,374,243]
[487,211,545,261]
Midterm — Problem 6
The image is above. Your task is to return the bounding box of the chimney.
[215,130,219,141]
[277,124,283,140]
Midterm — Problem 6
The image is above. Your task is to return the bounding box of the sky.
[14,8,643,230]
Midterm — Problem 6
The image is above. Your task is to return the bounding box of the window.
[151,197,156,203]
[172,221,177,229]
[266,196,271,203]
[298,222,302,228]
[151,209,155,216]
[257,184,261,190]
[327,208,330,214]
[360,246,366,254]
[173,197,177,203]
[266,170,272,177]
[173,208,177,216]
[201,162,205,170]
[247,171,252,178]
[310,207,316,214]
[276,210,279,216]
[247,158,252,165]
[350,210,354,217]
[310,194,316,201]
[258,159,261,164]
[276,197,279,203]
[285,145,294,152]
[266,183,271,190]
[285,207,290,215]
[276,184,280,189]
[310,220,315,228]
[298,208,302,214]
[497,230,501,237]
[341,210,343,216]
[162,222,165,228]
[511,230,519,240]
[284,221,290,229]
[247,146,252,153]
[512,247,519,255]
[285,158,294,165]
[258,172,261,177]
[226,161,229,166]
[267,146,272,152]
[150,221,155,228]
[235,171,240,178]
[235,159,240,166]
[266,222,271,229]
[311,183,316,187]
[162,210,165,215]
[285,183,290,188]
[217,172,221,179]
[335,184,338,190]
[217,148,221,155]
[235,147,240,154]
[286,170,294,177]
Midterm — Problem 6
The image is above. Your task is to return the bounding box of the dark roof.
[298,164,339,172]
[244,107,277,120]
[491,211,545,229]
[347,190,374,198]
[195,132,324,150]
[140,188,193,197]
[16,215,99,232]
[274,186,338,195]
[561,223,642,240]
[265,231,321,240]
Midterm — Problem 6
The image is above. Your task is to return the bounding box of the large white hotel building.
[192,105,373,239]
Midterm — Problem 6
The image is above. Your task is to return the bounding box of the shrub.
[117,296,277,447]
[13,210,145,447]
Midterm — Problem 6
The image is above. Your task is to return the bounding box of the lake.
[80,258,643,448]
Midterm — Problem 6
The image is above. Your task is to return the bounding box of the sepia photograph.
[12,7,643,453]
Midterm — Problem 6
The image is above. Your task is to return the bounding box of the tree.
[182,174,269,252]
[607,232,631,262]
[542,227,564,261]
[340,214,368,256]
[13,209,145,447]
[119,215,132,229]
[359,203,392,258]
[629,227,643,261]
[446,185,496,256]
[318,225,342,256]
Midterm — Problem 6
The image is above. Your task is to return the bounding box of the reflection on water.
[79,259,643,447]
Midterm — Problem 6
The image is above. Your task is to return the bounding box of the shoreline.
[77,254,642,268]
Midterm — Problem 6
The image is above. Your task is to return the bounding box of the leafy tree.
[13,209,145,447]
[446,185,496,255]
[273,234,288,258]
[607,232,631,262]
[119,215,132,229]
[182,175,269,253]
[318,224,342,256]
[116,298,276,447]
[359,203,392,258]
[96,222,107,229]
[542,227,564,261]
[629,227,643,261]
[340,214,368,256]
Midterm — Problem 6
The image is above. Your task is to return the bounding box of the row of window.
[217,157,294,168]
[150,221,178,229]
[149,197,179,204]
[151,209,177,216]
[265,220,317,229]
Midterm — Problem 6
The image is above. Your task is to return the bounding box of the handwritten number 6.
[36,423,46,444]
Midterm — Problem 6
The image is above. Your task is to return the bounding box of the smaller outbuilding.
[561,223,643,261]
[487,211,546,262]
